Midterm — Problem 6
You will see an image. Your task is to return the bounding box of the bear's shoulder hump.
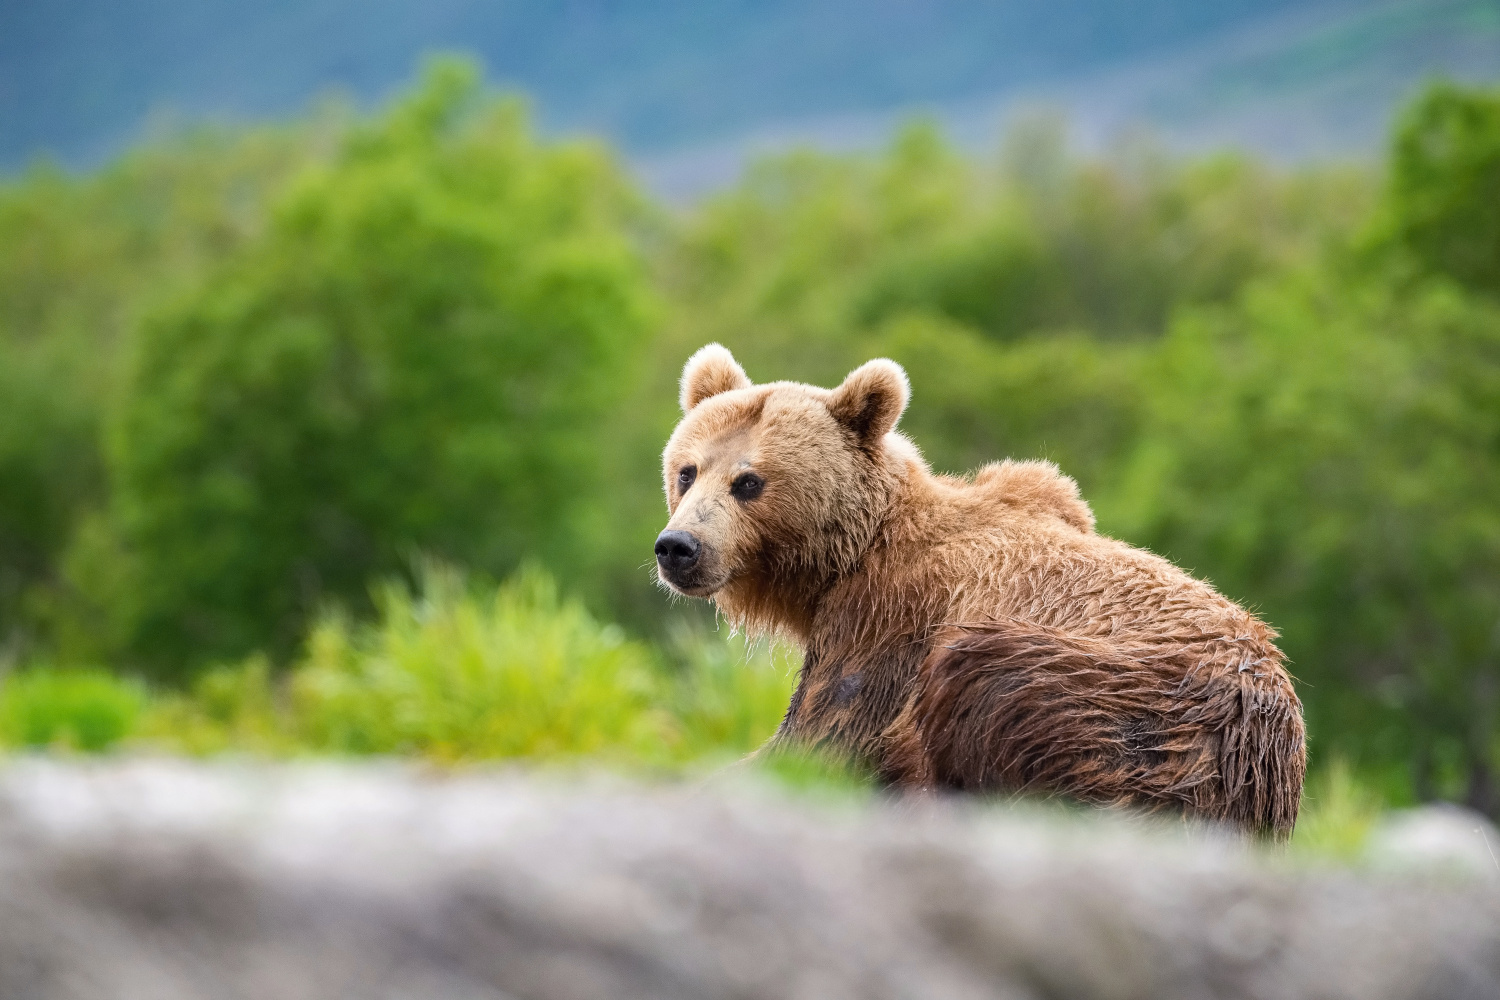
[972,459,1095,533]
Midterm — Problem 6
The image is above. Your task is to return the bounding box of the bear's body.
[656,345,1306,837]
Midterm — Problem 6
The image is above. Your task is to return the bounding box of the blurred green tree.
[869,313,1143,490]
[0,122,320,655]
[1108,273,1500,812]
[1389,82,1500,295]
[88,60,654,677]
[661,117,1370,385]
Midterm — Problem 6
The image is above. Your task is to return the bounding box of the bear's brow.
[699,428,755,470]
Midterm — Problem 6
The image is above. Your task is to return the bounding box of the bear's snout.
[655,530,703,583]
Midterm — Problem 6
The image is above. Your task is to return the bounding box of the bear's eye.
[730,472,764,502]
[677,466,697,491]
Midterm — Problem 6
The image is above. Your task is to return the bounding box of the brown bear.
[655,344,1307,837]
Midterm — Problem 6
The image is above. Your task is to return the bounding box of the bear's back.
[905,459,1267,651]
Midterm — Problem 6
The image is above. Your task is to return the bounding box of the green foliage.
[870,315,1142,487]
[661,625,804,764]
[0,123,322,653]
[142,566,795,768]
[0,338,99,633]
[662,117,1369,389]
[1108,273,1500,807]
[139,657,286,755]
[861,138,1356,342]
[94,60,654,676]
[1390,81,1500,294]
[1290,760,1387,861]
[0,668,146,752]
[749,746,878,798]
[288,565,667,761]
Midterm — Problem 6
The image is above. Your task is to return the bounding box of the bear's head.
[657,344,913,630]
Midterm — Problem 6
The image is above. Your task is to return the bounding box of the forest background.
[1,58,1498,832]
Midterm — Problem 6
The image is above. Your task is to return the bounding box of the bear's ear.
[680,343,752,413]
[827,358,909,448]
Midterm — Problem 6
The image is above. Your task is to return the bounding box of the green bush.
[1290,760,1386,861]
[662,624,801,765]
[143,566,795,769]
[289,565,668,761]
[0,668,146,752]
[97,60,654,676]
[0,122,320,656]
[1390,81,1500,294]
[870,314,1143,489]
[661,117,1370,389]
[1106,272,1500,808]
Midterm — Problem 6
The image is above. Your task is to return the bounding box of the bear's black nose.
[655,530,702,576]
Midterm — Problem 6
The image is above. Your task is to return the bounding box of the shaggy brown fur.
[657,345,1306,837]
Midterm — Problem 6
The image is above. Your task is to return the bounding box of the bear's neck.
[714,572,825,641]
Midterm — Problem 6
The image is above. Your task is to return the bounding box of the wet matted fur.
[657,344,1306,837]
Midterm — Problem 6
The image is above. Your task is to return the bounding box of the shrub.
[145,566,796,769]
[100,60,654,677]
[1291,760,1386,861]
[663,625,799,764]
[0,123,318,656]
[0,668,146,752]
[1390,81,1500,295]
[289,565,669,761]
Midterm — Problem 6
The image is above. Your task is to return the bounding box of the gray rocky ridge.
[0,760,1494,1000]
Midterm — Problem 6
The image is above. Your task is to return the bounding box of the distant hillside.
[1,1,1333,166]
[638,0,1500,195]
[1,0,1496,192]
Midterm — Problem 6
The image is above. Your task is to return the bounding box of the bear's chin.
[655,573,727,599]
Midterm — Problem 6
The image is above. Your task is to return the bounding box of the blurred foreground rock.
[0,761,1495,1000]
[1366,804,1500,883]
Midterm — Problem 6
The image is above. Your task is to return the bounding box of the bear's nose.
[655,530,702,575]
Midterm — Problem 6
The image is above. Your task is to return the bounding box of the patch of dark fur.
[883,620,1305,839]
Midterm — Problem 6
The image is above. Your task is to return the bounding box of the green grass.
[1289,759,1388,861]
